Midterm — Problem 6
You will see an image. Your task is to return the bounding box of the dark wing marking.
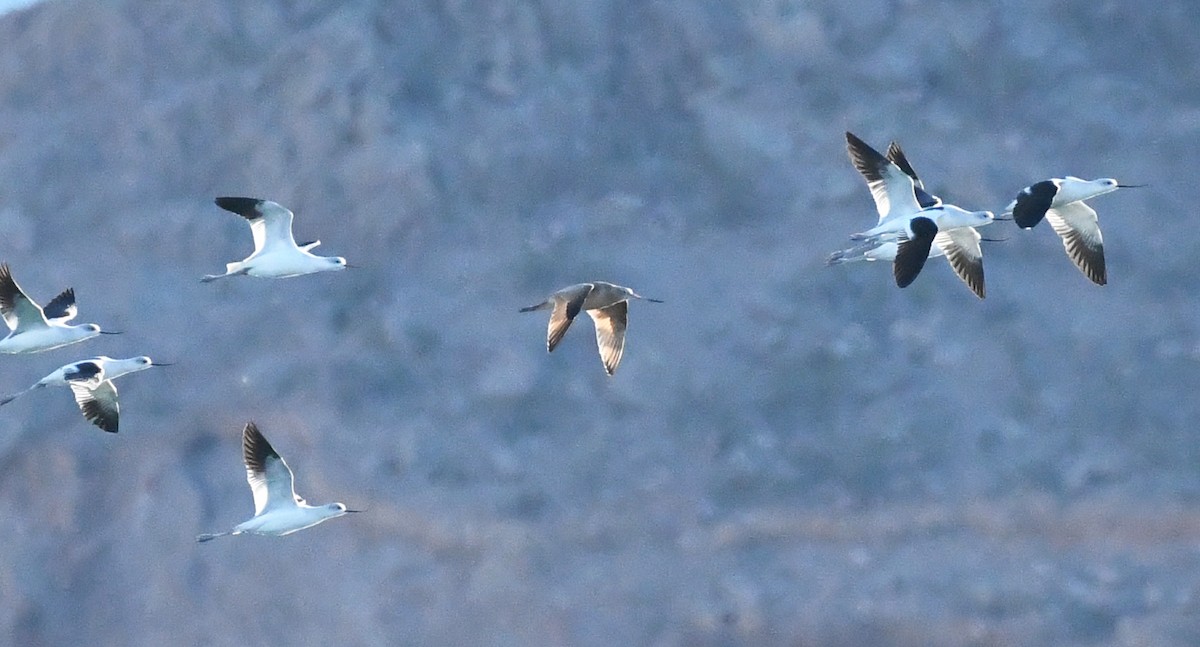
[70,380,119,433]
[546,286,590,352]
[1012,180,1058,229]
[846,132,920,221]
[242,422,299,515]
[0,263,44,331]
[214,197,265,221]
[893,217,939,288]
[935,228,985,299]
[886,142,942,209]
[587,301,628,376]
[43,288,78,322]
[66,361,103,382]
[1046,202,1106,285]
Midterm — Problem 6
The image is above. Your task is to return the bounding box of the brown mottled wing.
[587,301,627,376]
[934,228,985,299]
[546,286,590,352]
[242,422,302,515]
[1046,202,1106,285]
[69,380,119,433]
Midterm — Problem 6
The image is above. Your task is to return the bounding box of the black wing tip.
[214,197,264,219]
[844,132,889,180]
[242,421,280,470]
[885,141,918,179]
[0,262,16,290]
[43,287,77,319]
[80,400,118,433]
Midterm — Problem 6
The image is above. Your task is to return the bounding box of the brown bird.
[520,282,662,376]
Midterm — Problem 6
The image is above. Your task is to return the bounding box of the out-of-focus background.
[1,1,1198,645]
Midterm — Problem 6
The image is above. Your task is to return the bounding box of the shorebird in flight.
[0,263,118,353]
[1006,177,1140,285]
[0,356,167,432]
[830,139,992,297]
[520,281,662,376]
[197,422,360,542]
[202,197,348,282]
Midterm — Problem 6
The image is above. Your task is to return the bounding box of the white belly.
[0,327,92,354]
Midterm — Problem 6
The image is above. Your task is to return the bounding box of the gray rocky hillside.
[0,0,1199,645]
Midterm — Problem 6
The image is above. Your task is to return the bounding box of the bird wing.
[546,284,591,352]
[845,132,921,223]
[934,227,985,299]
[65,360,105,385]
[42,288,78,322]
[1010,180,1059,229]
[242,422,301,515]
[0,263,48,332]
[886,141,942,209]
[587,300,628,376]
[893,217,939,288]
[256,200,299,252]
[1046,201,1106,285]
[69,380,119,433]
[215,197,298,254]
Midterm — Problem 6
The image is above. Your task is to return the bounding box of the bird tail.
[826,249,855,266]
[0,384,41,407]
[826,245,874,266]
[201,263,245,283]
[519,301,551,313]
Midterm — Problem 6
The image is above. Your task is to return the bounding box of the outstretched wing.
[0,263,48,332]
[546,284,592,352]
[43,288,78,322]
[69,380,119,433]
[1046,201,1106,285]
[215,197,298,254]
[886,141,942,209]
[846,132,921,223]
[242,422,301,515]
[934,227,985,299]
[587,301,628,376]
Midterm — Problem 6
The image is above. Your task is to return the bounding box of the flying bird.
[842,133,995,289]
[0,356,168,433]
[202,197,348,282]
[197,422,360,542]
[520,281,662,376]
[1006,177,1140,285]
[828,140,991,298]
[0,263,118,354]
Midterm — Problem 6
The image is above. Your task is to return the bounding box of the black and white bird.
[202,197,348,282]
[1006,177,1140,285]
[839,134,994,293]
[197,422,361,542]
[0,356,168,432]
[0,263,118,353]
[520,282,662,376]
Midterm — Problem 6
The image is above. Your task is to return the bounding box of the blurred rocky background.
[0,0,1199,645]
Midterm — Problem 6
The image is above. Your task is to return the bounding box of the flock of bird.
[0,131,1137,541]
[827,132,1139,297]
